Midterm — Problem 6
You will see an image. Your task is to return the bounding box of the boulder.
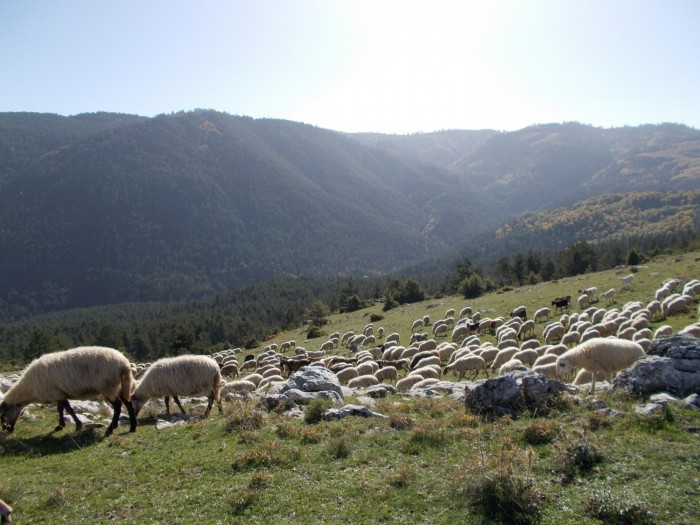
[280,366,343,397]
[281,388,342,406]
[612,336,700,397]
[257,394,298,412]
[322,404,388,421]
[464,371,569,418]
[351,384,396,398]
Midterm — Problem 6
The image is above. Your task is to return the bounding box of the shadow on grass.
[0,424,110,456]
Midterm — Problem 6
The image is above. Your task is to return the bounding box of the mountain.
[0,111,501,319]
[1,112,698,321]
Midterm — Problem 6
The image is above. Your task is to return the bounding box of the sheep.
[0,346,137,436]
[445,355,489,381]
[544,324,566,344]
[257,375,285,390]
[561,330,581,347]
[510,305,527,320]
[220,363,239,378]
[396,375,424,392]
[555,338,645,393]
[348,375,379,389]
[619,273,635,289]
[356,360,379,376]
[533,353,558,367]
[578,286,598,302]
[512,349,539,367]
[520,339,540,351]
[533,307,551,324]
[242,373,263,386]
[491,347,520,370]
[411,378,440,390]
[220,379,257,397]
[131,355,223,418]
[654,325,674,339]
[499,359,527,375]
[336,367,360,384]
[409,365,441,381]
[380,358,410,376]
[572,369,608,387]
[374,366,398,384]
[664,296,690,317]
[602,288,616,304]
[0,499,11,524]
[518,320,536,340]
[577,294,589,310]
[532,362,558,379]
[411,319,425,332]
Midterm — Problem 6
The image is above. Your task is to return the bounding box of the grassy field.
[1,251,699,524]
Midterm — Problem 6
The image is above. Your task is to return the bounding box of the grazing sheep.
[533,307,551,324]
[619,273,635,289]
[411,319,425,332]
[444,355,488,380]
[555,338,645,393]
[220,363,239,378]
[561,330,581,347]
[518,320,536,340]
[374,366,398,384]
[544,324,566,344]
[131,355,223,417]
[533,354,558,367]
[654,325,674,339]
[491,347,520,369]
[532,362,558,379]
[512,349,539,367]
[499,359,527,375]
[220,380,257,397]
[510,305,527,320]
[356,360,379,376]
[396,375,424,392]
[577,294,590,310]
[336,367,360,384]
[578,287,598,302]
[572,369,608,386]
[0,346,137,436]
[348,375,379,389]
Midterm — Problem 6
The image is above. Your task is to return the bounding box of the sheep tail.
[120,367,135,403]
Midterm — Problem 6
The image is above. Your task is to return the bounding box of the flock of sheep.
[1,275,699,441]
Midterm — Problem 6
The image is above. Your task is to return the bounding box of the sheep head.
[0,401,24,433]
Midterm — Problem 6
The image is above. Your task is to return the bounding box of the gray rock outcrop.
[464,371,570,418]
[612,335,700,397]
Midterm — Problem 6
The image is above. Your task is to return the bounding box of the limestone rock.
[464,371,569,418]
[612,336,700,397]
[321,404,388,421]
[280,366,343,397]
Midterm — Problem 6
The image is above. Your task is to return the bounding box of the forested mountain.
[1,111,698,321]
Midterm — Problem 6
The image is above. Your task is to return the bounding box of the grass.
[1,251,699,523]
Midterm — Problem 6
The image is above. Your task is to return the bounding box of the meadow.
[1,252,699,524]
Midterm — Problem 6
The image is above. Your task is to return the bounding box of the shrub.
[306,325,324,339]
[521,420,558,446]
[370,313,384,323]
[585,488,655,525]
[327,437,351,460]
[303,398,334,424]
[224,401,265,433]
[555,432,603,477]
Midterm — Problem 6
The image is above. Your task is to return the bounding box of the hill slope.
[1,113,698,319]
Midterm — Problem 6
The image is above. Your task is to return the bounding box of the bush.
[303,398,334,424]
[585,488,655,525]
[521,420,558,446]
[225,401,265,433]
[370,313,384,323]
[306,325,324,339]
[555,432,603,477]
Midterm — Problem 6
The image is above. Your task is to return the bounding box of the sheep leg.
[106,399,123,436]
[164,396,172,417]
[56,400,82,432]
[589,374,597,395]
[204,394,214,416]
[172,395,187,415]
[121,399,137,432]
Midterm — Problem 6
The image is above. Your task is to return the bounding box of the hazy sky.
[2,0,698,133]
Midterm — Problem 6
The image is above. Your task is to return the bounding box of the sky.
[1,0,698,134]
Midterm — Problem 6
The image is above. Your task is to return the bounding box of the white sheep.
[619,273,635,289]
[533,307,551,324]
[335,367,360,384]
[131,355,223,417]
[444,355,487,380]
[374,366,398,384]
[396,375,424,392]
[577,294,590,310]
[499,359,527,375]
[532,362,558,379]
[220,379,257,397]
[602,288,616,304]
[555,338,645,393]
[0,346,137,436]
[348,374,379,389]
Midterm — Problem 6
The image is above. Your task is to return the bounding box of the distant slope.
[1,112,698,320]
[453,122,700,214]
[0,111,500,318]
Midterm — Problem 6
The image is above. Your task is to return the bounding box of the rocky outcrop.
[612,336,700,397]
[464,371,570,418]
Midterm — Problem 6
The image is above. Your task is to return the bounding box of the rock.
[683,394,700,411]
[584,396,608,410]
[464,371,570,418]
[351,384,396,398]
[321,404,388,421]
[258,394,298,412]
[597,408,623,418]
[635,403,666,417]
[155,418,186,430]
[649,393,678,405]
[281,388,342,406]
[280,366,344,397]
[0,376,14,394]
[612,336,700,397]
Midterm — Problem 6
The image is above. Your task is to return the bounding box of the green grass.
[1,251,699,523]
[1,393,699,523]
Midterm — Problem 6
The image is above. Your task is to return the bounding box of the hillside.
[1,112,699,320]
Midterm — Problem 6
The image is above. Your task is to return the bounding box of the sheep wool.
[0,346,137,436]
[556,338,645,393]
[131,355,223,417]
